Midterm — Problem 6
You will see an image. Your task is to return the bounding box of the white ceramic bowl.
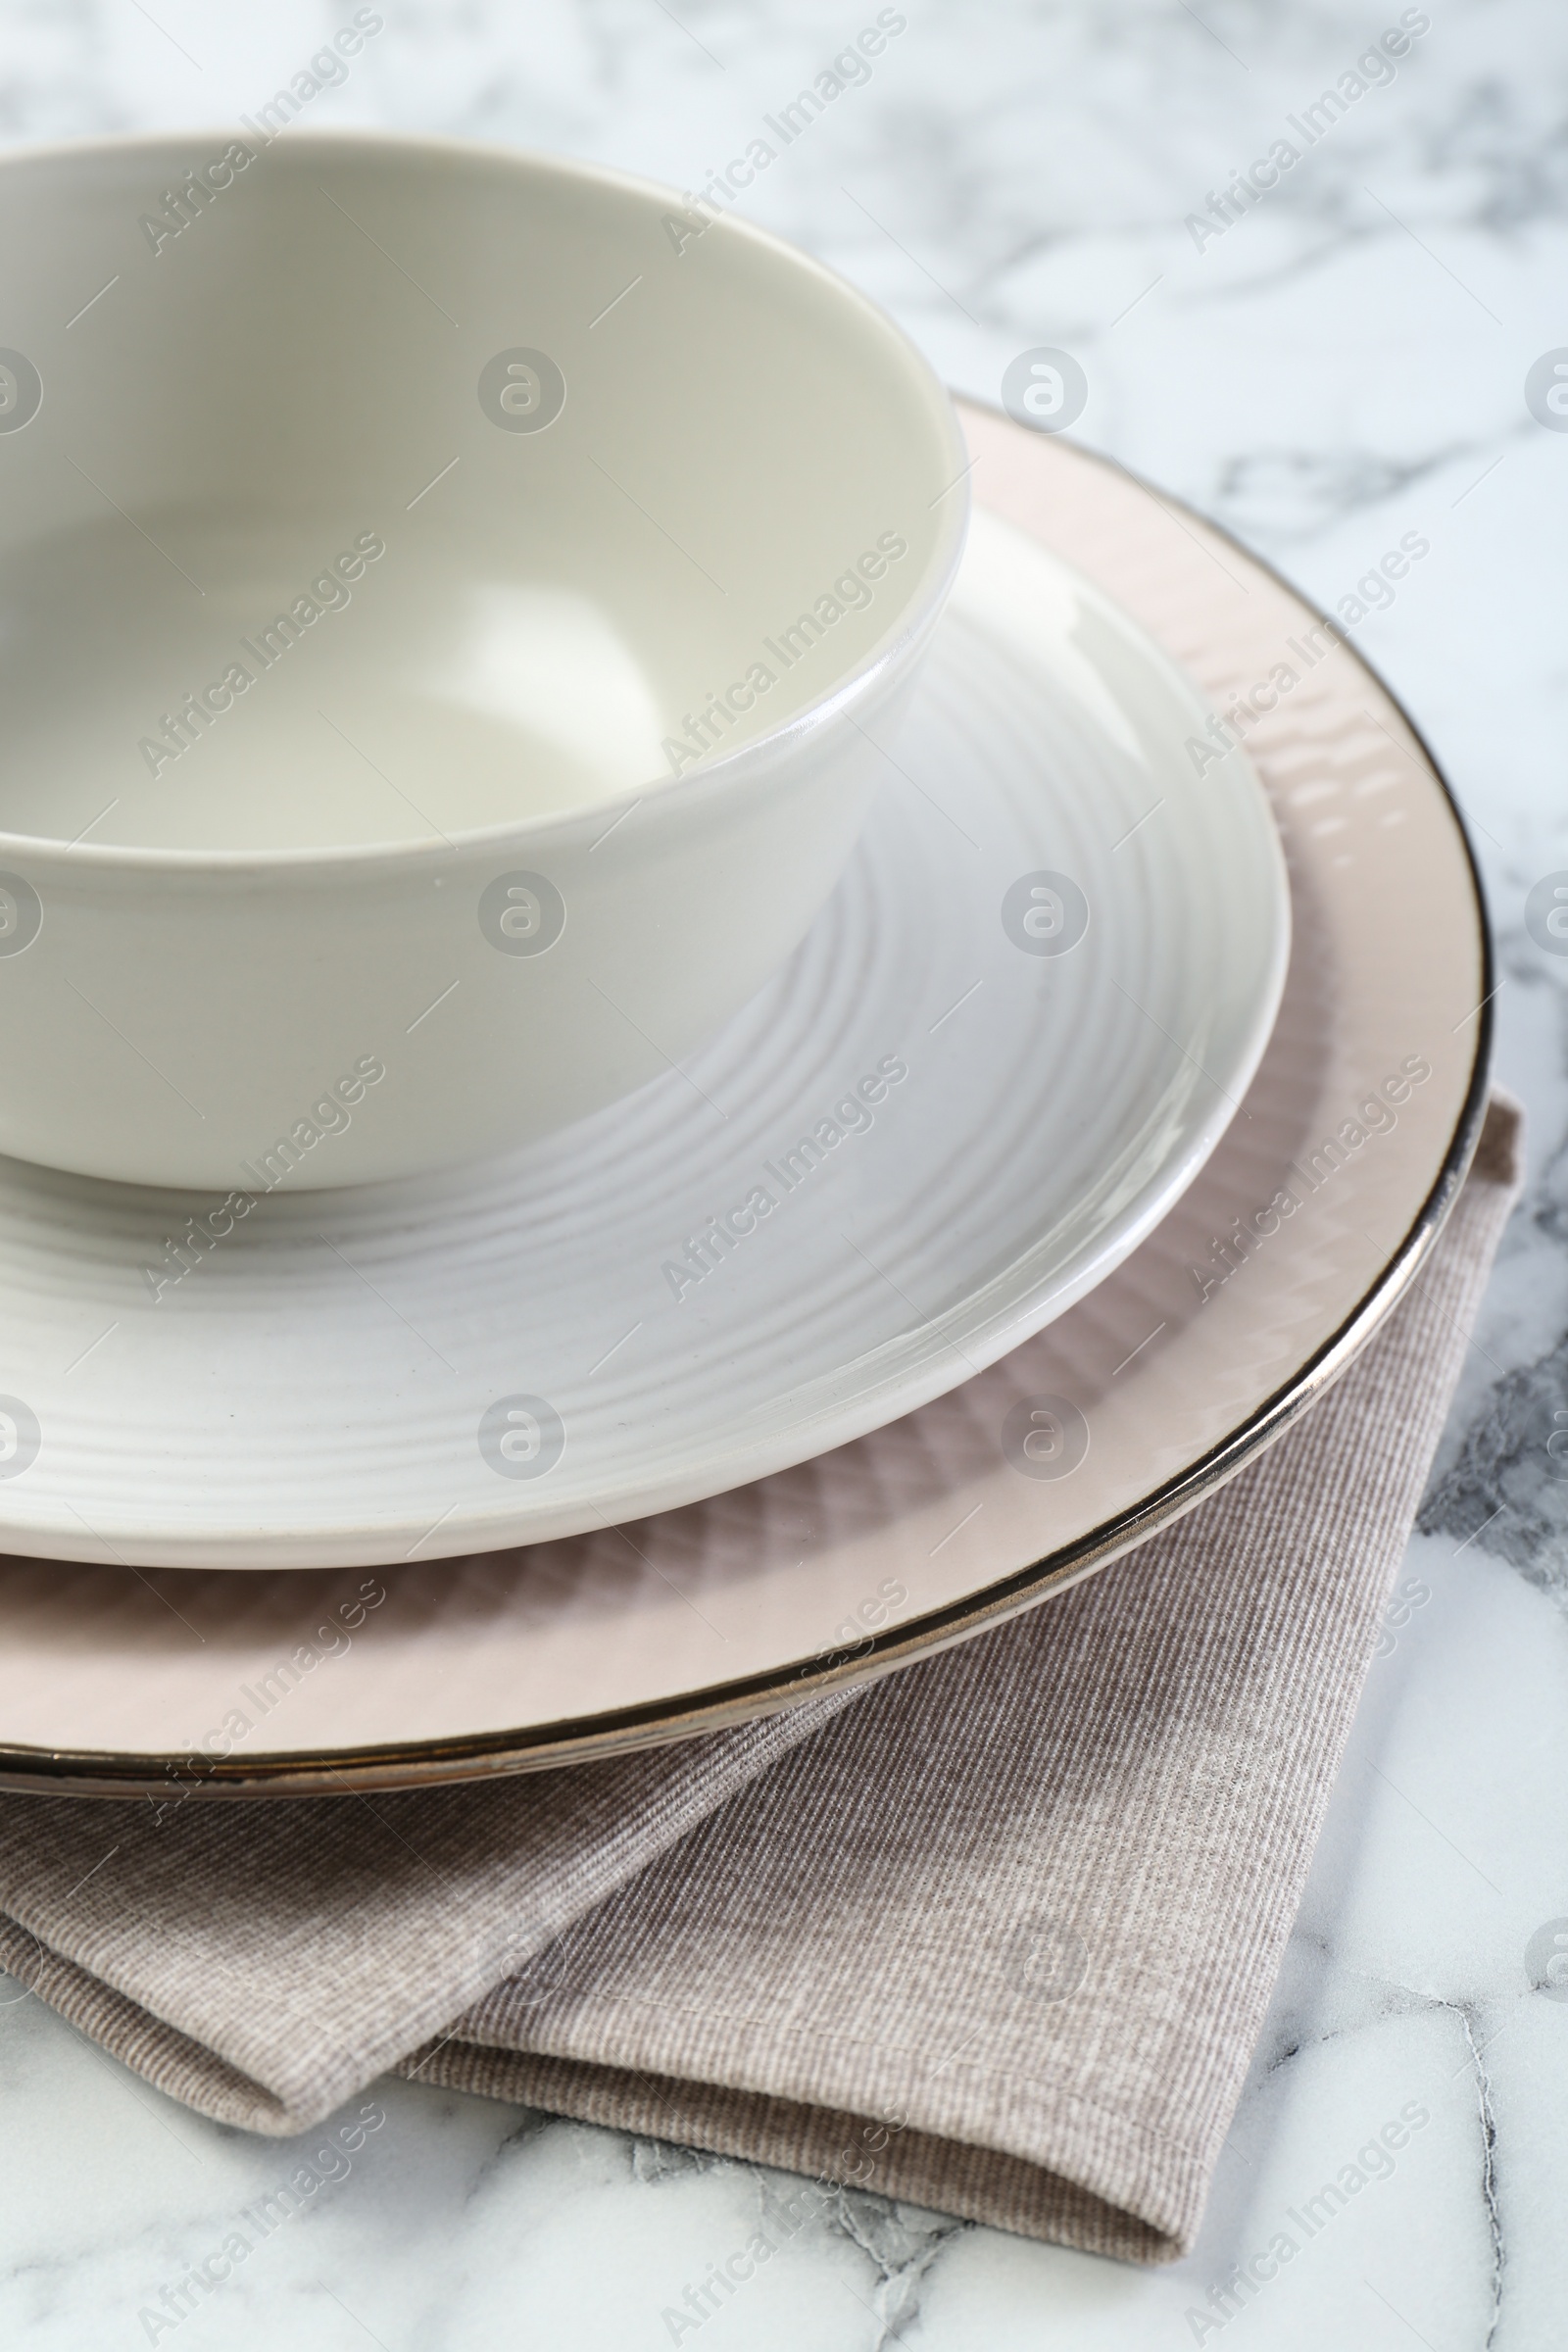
[0,131,967,1189]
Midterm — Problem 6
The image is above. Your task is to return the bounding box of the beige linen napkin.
[0,1096,1520,2264]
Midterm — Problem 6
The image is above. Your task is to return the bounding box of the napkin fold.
[0,1096,1520,2264]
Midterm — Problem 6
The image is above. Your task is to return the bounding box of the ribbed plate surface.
[0,505,1286,1569]
[0,413,1487,1792]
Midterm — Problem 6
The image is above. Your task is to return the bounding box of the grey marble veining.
[1,1,1566,2344]
[1421,929,1568,1597]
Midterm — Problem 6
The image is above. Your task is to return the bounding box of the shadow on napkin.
[0,1095,1522,2264]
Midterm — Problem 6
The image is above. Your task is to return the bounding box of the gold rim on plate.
[0,413,1491,1797]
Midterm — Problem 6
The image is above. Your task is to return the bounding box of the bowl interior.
[0,135,962,854]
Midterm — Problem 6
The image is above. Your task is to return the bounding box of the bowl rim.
[0,125,971,876]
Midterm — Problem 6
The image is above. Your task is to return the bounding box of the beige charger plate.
[0,405,1490,1796]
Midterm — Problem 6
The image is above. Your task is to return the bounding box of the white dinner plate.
[0,504,1287,1571]
[0,410,1486,1793]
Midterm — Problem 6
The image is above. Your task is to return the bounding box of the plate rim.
[0,504,1292,1569]
[0,415,1492,1798]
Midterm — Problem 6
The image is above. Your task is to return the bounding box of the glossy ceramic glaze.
[0,131,967,1185]
[0,414,1484,1791]
[0,505,1287,1572]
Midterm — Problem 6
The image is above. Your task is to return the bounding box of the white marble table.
[2,1,1565,2342]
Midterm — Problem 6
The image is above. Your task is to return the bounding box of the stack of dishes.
[0,135,1487,1794]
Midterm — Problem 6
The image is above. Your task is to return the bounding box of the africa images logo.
[660,534,909,776]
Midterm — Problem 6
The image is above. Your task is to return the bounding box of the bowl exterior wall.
[0,688,913,1190]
